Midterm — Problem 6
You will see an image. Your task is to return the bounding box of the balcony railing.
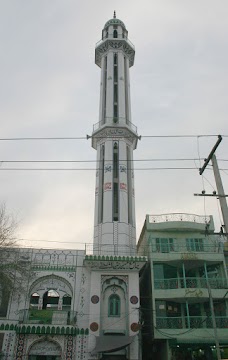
[156,316,228,329]
[154,277,228,290]
[95,36,135,50]
[150,243,223,254]
[93,117,137,134]
[149,213,211,224]
[19,309,77,326]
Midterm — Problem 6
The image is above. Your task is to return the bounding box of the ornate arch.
[27,337,62,357]
[29,274,73,297]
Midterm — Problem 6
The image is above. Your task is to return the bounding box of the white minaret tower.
[92,12,138,256]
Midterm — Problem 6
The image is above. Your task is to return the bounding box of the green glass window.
[155,238,174,252]
[108,294,120,317]
[186,238,204,252]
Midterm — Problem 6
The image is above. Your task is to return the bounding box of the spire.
[113,10,116,18]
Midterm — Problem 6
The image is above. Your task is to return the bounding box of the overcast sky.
[0,0,228,250]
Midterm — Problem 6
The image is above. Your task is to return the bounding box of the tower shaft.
[92,17,138,255]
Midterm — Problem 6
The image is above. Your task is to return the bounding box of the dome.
[104,18,126,30]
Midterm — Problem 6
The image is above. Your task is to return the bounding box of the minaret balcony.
[92,117,139,150]
[95,35,135,51]
[95,37,135,67]
[93,116,137,133]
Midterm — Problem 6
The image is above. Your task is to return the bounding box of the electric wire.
[0,134,227,141]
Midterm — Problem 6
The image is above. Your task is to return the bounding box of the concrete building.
[0,14,146,360]
[137,213,228,360]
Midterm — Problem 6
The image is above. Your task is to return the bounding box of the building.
[0,14,146,360]
[137,213,228,360]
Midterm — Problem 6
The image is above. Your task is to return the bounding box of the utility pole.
[207,282,221,360]
[198,135,228,359]
[199,135,228,238]
[211,154,228,236]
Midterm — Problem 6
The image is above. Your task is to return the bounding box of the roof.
[104,18,126,29]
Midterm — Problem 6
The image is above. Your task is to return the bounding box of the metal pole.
[211,154,228,236]
[199,135,222,175]
[207,283,221,360]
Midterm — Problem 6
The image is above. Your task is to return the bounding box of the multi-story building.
[0,14,146,360]
[137,213,228,360]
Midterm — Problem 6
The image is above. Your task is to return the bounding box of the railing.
[19,309,77,325]
[150,243,223,254]
[93,117,137,134]
[154,277,228,290]
[156,316,228,329]
[95,35,135,50]
[148,213,211,224]
[85,243,137,257]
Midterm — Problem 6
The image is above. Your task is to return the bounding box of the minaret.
[92,13,138,256]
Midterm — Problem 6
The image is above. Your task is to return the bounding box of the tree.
[0,205,30,316]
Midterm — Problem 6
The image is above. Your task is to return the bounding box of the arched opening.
[28,339,61,360]
[42,290,59,310]
[62,294,71,311]
[108,294,120,317]
[30,292,39,309]
[113,30,118,38]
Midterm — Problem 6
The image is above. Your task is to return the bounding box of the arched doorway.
[28,340,62,360]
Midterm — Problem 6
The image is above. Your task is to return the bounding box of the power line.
[0,134,227,141]
[0,167,202,171]
[0,158,208,163]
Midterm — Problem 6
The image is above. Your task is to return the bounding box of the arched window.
[108,294,120,317]
[113,30,118,38]
[30,292,39,309]
[62,294,72,311]
[42,290,59,310]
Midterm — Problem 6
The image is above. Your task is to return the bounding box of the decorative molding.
[95,40,135,68]
[101,275,128,287]
[29,274,73,297]
[65,335,74,360]
[16,325,87,336]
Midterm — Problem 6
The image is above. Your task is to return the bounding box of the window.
[127,146,132,224]
[42,289,59,310]
[113,30,118,38]
[62,294,72,311]
[186,238,204,252]
[30,292,39,309]
[156,238,174,253]
[103,56,107,123]
[113,53,118,121]
[98,144,105,223]
[113,142,119,221]
[108,294,120,316]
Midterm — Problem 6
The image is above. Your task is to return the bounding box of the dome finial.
[113,10,116,19]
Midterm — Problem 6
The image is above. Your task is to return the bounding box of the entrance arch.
[28,339,62,360]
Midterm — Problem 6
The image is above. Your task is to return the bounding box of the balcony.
[148,213,211,224]
[93,117,137,134]
[95,35,135,50]
[154,277,228,290]
[156,316,228,329]
[150,243,223,254]
[19,309,77,326]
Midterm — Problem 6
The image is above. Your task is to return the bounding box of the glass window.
[109,294,120,316]
[156,238,174,253]
[186,238,204,252]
